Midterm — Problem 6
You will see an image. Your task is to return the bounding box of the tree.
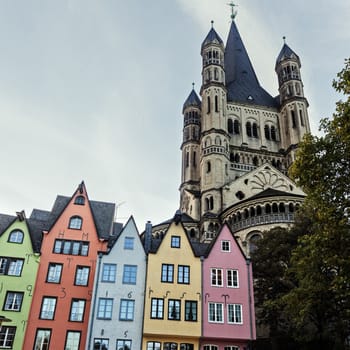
[287,58,350,349]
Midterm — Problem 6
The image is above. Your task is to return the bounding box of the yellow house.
[143,220,203,350]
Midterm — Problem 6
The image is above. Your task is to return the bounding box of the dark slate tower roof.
[224,20,279,108]
[183,89,201,113]
[201,26,223,50]
[276,43,300,67]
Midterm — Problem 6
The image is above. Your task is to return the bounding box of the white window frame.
[221,240,231,252]
[227,304,243,324]
[227,269,239,288]
[210,268,223,287]
[208,302,224,323]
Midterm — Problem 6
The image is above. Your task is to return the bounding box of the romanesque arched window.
[234,120,240,134]
[264,125,270,140]
[271,126,277,141]
[246,122,252,137]
[228,119,233,134]
[252,123,258,138]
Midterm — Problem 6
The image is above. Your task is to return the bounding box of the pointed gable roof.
[201,26,223,50]
[225,20,279,108]
[183,89,201,113]
[276,43,300,67]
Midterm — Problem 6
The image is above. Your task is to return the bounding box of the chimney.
[144,221,152,254]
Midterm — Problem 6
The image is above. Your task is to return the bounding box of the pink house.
[201,224,256,350]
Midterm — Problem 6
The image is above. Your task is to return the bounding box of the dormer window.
[74,196,85,205]
[69,216,82,230]
[8,230,24,244]
[221,240,230,252]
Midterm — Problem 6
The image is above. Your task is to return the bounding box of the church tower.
[275,39,311,164]
[199,22,230,238]
[175,5,309,249]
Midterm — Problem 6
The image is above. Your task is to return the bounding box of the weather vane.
[228,1,238,20]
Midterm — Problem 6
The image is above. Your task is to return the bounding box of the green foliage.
[254,58,350,349]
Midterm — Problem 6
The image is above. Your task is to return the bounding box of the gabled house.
[0,211,45,350]
[86,216,145,350]
[142,218,204,350]
[23,182,116,350]
[201,224,256,350]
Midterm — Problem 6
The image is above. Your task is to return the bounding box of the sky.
[0,0,349,232]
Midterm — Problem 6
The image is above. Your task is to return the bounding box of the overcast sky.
[0,0,349,231]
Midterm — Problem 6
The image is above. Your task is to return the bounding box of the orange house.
[23,182,115,350]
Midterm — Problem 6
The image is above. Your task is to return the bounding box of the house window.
[53,239,89,256]
[69,216,82,230]
[203,346,218,350]
[224,347,239,350]
[74,196,85,205]
[124,237,134,250]
[122,265,137,284]
[185,301,197,321]
[34,329,51,350]
[181,344,194,350]
[171,236,180,248]
[168,299,181,320]
[151,298,164,319]
[117,339,132,350]
[40,297,57,320]
[70,299,86,322]
[97,298,113,319]
[208,302,224,323]
[178,265,190,284]
[46,263,63,283]
[164,343,178,350]
[4,291,24,311]
[75,266,90,286]
[211,268,223,287]
[147,342,161,350]
[161,264,174,283]
[65,331,81,350]
[8,230,24,243]
[0,257,24,276]
[228,304,243,324]
[101,264,116,283]
[227,269,239,288]
[119,299,135,321]
[94,338,109,350]
[221,240,230,252]
[0,326,16,348]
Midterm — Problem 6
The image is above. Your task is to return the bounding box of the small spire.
[283,36,286,44]
[192,82,195,90]
[211,20,214,28]
[228,1,238,20]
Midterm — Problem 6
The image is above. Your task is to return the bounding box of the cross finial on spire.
[192,82,195,90]
[283,36,286,44]
[228,1,238,20]
[211,20,214,28]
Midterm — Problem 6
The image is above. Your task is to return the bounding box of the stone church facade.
[154,15,310,256]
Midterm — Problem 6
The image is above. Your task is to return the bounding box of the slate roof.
[183,89,201,113]
[27,218,48,253]
[201,26,224,50]
[224,20,279,108]
[247,188,305,201]
[158,211,198,226]
[30,194,117,240]
[276,43,300,67]
[0,214,16,235]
